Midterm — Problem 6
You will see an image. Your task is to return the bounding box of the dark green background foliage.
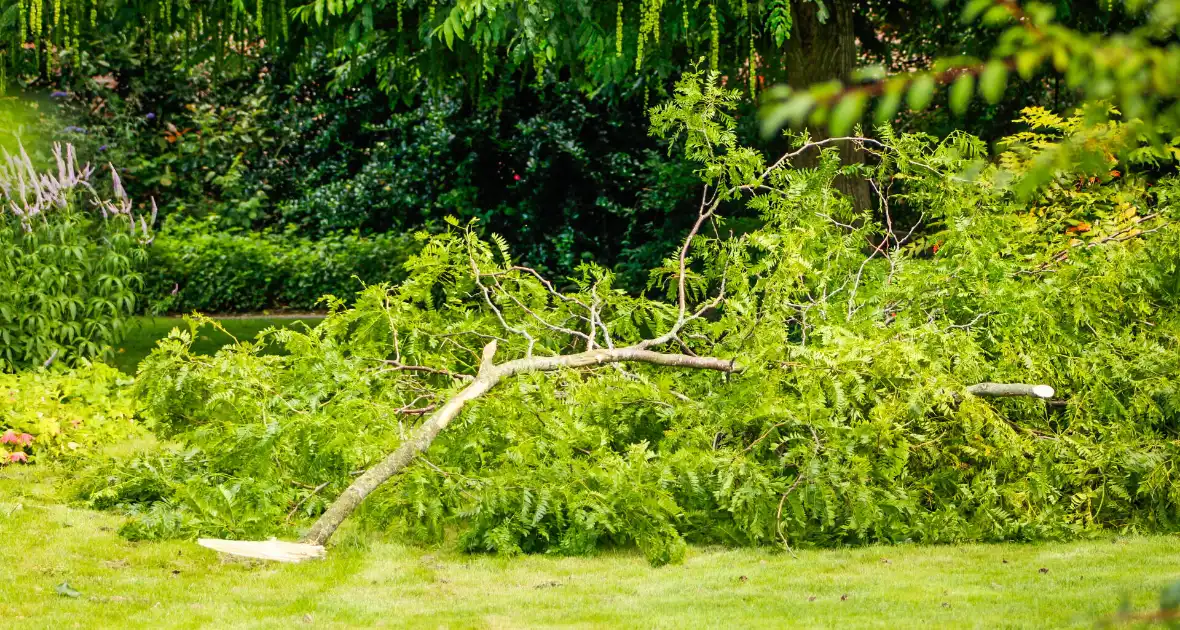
[145,220,417,313]
[15,1,1162,311]
[38,47,714,294]
[78,79,1180,563]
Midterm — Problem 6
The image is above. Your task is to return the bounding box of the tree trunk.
[784,0,871,211]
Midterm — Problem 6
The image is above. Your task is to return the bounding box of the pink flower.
[0,430,17,445]
[8,452,28,463]
[18,433,33,446]
[513,174,521,182]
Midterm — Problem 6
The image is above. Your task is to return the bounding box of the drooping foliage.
[6,0,1177,141]
[761,0,1180,149]
[80,71,1180,564]
[0,143,151,370]
[0,0,815,97]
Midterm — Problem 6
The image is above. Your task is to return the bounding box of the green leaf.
[949,73,975,115]
[830,92,866,136]
[980,61,1008,104]
[982,5,1013,25]
[908,74,936,112]
[1016,51,1043,80]
[760,90,815,137]
[962,0,993,22]
[874,86,904,126]
[851,66,887,82]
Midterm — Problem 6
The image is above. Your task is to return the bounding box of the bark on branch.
[299,341,739,547]
[965,382,1055,399]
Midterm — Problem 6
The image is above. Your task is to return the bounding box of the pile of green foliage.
[145,219,418,313]
[0,363,142,465]
[79,74,1180,564]
[0,143,150,370]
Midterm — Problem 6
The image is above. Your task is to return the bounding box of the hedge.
[144,220,417,313]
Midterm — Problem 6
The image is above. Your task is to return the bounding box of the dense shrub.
[0,144,150,371]
[144,219,418,313]
[0,364,142,466]
[80,80,1180,564]
[42,51,710,287]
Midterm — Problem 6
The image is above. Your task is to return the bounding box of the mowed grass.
[1,467,1176,629]
[107,315,325,373]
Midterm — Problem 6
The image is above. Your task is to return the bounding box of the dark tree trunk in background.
[784,0,871,211]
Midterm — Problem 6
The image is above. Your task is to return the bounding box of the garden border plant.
[0,143,152,371]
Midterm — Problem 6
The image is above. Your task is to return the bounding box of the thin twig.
[286,482,330,523]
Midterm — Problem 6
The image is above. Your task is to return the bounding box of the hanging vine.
[709,0,719,72]
[0,0,813,102]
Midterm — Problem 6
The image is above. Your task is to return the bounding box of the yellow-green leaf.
[980,61,1007,104]
[949,73,975,115]
[908,74,935,112]
[830,92,866,136]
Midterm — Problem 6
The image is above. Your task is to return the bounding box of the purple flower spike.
[98,145,108,152]
[50,91,69,99]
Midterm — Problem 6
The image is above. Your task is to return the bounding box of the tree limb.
[964,382,1055,399]
[299,341,740,547]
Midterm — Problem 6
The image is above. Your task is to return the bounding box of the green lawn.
[1,466,1175,628]
[108,316,325,373]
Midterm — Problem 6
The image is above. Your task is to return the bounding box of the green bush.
[0,144,150,371]
[0,364,142,466]
[144,219,418,313]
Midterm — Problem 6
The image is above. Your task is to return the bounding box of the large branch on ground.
[964,383,1055,399]
[298,340,739,548]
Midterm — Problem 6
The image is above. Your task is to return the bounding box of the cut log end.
[1031,385,1055,399]
[197,538,326,563]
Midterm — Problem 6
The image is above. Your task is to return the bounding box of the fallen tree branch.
[965,382,1055,399]
[298,340,740,548]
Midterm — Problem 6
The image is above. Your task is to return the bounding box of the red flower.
[0,430,17,445]
[513,174,521,182]
[8,452,28,463]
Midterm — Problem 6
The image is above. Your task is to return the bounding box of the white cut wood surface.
[197,538,326,562]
